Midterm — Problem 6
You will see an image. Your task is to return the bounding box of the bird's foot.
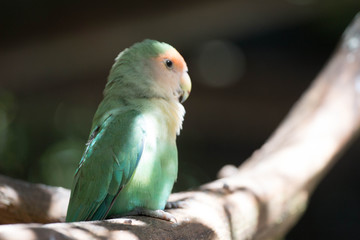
[125,208,177,223]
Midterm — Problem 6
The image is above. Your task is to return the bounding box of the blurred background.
[1,0,360,239]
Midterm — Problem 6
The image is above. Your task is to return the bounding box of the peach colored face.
[152,48,191,103]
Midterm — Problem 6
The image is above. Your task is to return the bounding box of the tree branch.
[0,175,69,224]
[1,13,360,240]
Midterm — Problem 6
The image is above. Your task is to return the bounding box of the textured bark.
[1,12,360,240]
[0,175,69,224]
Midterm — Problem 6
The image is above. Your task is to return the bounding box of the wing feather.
[66,110,146,222]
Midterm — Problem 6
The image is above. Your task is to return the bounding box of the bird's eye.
[165,59,173,69]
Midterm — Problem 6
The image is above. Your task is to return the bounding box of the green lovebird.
[65,39,191,222]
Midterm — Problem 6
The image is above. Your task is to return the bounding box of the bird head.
[107,39,191,104]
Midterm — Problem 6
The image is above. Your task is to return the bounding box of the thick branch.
[0,175,69,224]
[204,12,360,239]
[1,13,360,240]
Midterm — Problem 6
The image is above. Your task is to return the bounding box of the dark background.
[1,0,360,239]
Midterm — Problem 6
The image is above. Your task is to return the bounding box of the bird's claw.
[124,208,177,223]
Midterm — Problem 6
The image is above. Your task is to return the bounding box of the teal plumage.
[66,39,191,222]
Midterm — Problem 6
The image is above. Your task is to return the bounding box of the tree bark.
[0,175,69,224]
[1,12,360,240]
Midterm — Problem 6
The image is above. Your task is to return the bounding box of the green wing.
[66,110,146,222]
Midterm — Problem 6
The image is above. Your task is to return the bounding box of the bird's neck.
[146,98,185,138]
[126,97,185,139]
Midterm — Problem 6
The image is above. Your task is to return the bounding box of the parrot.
[65,39,191,223]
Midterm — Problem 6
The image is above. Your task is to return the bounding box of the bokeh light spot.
[196,40,246,88]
